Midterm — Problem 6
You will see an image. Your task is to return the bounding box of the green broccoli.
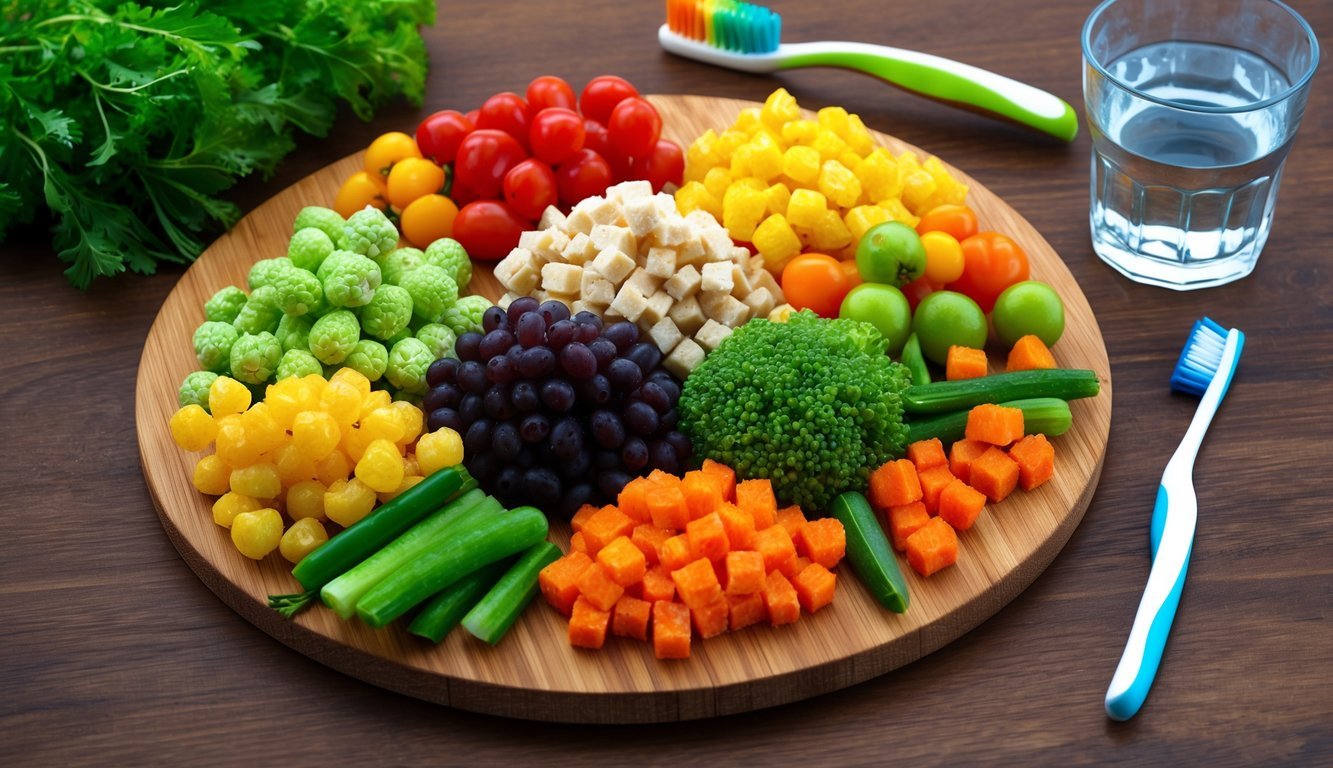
[378,247,425,286]
[288,227,336,273]
[339,206,399,259]
[441,294,490,337]
[416,323,457,360]
[423,237,472,288]
[292,207,345,246]
[678,311,911,511]
[264,260,323,316]
[229,332,282,385]
[344,339,389,382]
[321,251,382,308]
[178,370,220,410]
[399,264,457,324]
[275,313,315,353]
[358,284,413,340]
[385,337,432,395]
[232,286,282,335]
[194,321,240,373]
[247,258,289,292]
[204,286,248,324]
[308,310,360,365]
[276,348,323,380]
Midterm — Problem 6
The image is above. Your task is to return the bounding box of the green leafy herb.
[0,0,434,288]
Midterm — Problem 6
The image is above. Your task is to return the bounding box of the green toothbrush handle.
[779,42,1078,141]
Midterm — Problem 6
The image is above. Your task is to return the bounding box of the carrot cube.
[723,550,766,595]
[691,596,730,639]
[617,478,655,523]
[1006,334,1057,372]
[906,437,949,472]
[671,557,723,609]
[1008,433,1055,490]
[659,533,693,573]
[646,480,689,530]
[917,464,957,515]
[569,531,589,555]
[581,505,635,554]
[869,458,923,509]
[752,524,798,572]
[946,345,989,381]
[700,458,736,501]
[775,505,807,540]
[762,570,801,625]
[938,478,986,531]
[630,524,671,565]
[792,562,837,613]
[640,564,676,603]
[948,439,989,484]
[596,535,648,587]
[570,504,600,534]
[965,403,1025,446]
[652,600,692,659]
[797,517,846,569]
[778,555,812,579]
[611,594,652,641]
[969,446,1020,503]
[886,501,931,552]
[681,470,725,520]
[728,592,767,631]
[576,561,625,612]
[905,517,959,577]
[716,502,757,550]
[735,478,777,529]
[538,551,595,615]
[686,511,730,562]
[568,596,611,649]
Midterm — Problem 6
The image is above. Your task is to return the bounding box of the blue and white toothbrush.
[1105,318,1245,721]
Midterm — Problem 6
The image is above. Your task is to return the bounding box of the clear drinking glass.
[1082,0,1319,290]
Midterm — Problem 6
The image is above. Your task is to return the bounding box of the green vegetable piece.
[382,326,413,349]
[308,310,360,365]
[194,321,240,373]
[461,540,563,645]
[316,249,357,282]
[902,369,1101,415]
[399,264,458,324]
[204,286,248,324]
[248,258,288,292]
[904,397,1074,446]
[408,559,512,644]
[900,332,932,387]
[276,348,323,380]
[679,310,912,511]
[275,313,315,353]
[265,260,323,316]
[378,247,425,286]
[416,323,458,360]
[385,337,433,394]
[321,251,381,308]
[178,370,220,410]
[232,286,283,335]
[441,294,490,337]
[830,491,909,613]
[344,339,389,382]
[287,227,336,274]
[358,284,413,340]
[339,206,399,259]
[292,207,345,245]
[423,237,472,288]
[229,332,282,384]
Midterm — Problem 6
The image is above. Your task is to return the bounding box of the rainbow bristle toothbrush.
[659,0,1079,141]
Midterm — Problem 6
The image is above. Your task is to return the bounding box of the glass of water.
[1082,0,1319,290]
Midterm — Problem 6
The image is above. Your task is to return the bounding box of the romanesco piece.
[385,337,432,395]
[441,294,490,337]
[678,311,911,510]
[275,313,315,353]
[378,247,424,286]
[178,370,220,410]
[194,321,240,373]
[321,251,382,308]
[308,310,360,365]
[338,206,399,259]
[358,284,413,340]
[204,286,248,324]
[248,258,289,292]
[398,264,457,324]
[316,249,357,282]
[276,348,323,380]
[383,326,413,348]
[265,260,324,316]
[229,332,283,385]
[423,237,472,288]
[232,286,283,335]
[415,323,457,360]
[344,339,389,382]
[293,206,345,244]
[288,227,336,273]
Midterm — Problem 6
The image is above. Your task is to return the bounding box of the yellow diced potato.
[781,145,821,186]
[746,132,784,182]
[687,129,720,170]
[818,160,862,209]
[761,88,802,131]
[811,129,849,162]
[729,143,753,178]
[845,113,877,156]
[920,156,969,211]
[751,214,803,271]
[703,166,732,199]
[810,209,853,251]
[674,181,722,219]
[839,150,866,181]
[879,198,921,229]
[763,183,791,217]
[844,205,893,243]
[855,148,901,202]
[715,129,749,160]
[901,165,938,214]
[817,106,851,139]
[734,107,763,135]
[786,188,828,229]
[781,119,818,145]
[722,183,768,242]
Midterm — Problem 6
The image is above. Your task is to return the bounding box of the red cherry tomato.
[476,92,531,150]
[503,159,559,221]
[528,107,586,166]
[607,97,662,159]
[606,148,636,184]
[947,232,1030,312]
[464,109,480,125]
[555,149,613,207]
[583,118,612,158]
[453,129,527,199]
[415,110,474,165]
[452,200,531,261]
[526,75,578,112]
[635,139,684,192]
[900,275,938,311]
[580,75,639,125]
[449,181,479,207]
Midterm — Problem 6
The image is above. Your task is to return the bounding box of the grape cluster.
[424,298,691,518]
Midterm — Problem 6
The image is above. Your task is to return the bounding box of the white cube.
[743,286,777,318]
[561,231,596,266]
[700,261,735,293]
[668,294,706,336]
[663,337,706,379]
[664,264,702,301]
[645,246,678,279]
[610,283,650,322]
[541,262,583,295]
[694,319,734,351]
[639,290,674,329]
[590,223,637,259]
[538,205,567,231]
[647,317,683,355]
[624,266,663,297]
[591,247,637,285]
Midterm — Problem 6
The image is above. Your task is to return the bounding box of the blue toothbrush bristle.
[667,0,781,54]
[1169,317,1231,396]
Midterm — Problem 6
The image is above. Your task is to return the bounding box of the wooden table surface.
[3,1,1329,764]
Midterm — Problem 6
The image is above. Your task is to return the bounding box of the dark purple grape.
[597,470,631,500]
[540,379,575,412]
[647,440,679,474]
[423,383,461,413]
[522,467,562,506]
[465,453,500,484]
[576,374,611,406]
[549,416,583,460]
[649,376,681,402]
[546,319,577,349]
[515,311,546,348]
[493,466,522,503]
[606,358,643,391]
[557,450,591,481]
[519,414,550,443]
[507,296,539,324]
[426,358,459,387]
[621,436,649,471]
[455,332,483,362]
[558,482,595,519]
[602,321,638,352]
[559,342,597,379]
[625,341,662,373]
[590,409,625,449]
[587,338,617,369]
[458,393,484,423]
[637,381,672,414]
[479,328,516,359]
[518,346,556,378]
[510,380,539,412]
[491,421,521,461]
[427,407,462,433]
[485,355,516,385]
[464,418,494,454]
[572,310,603,330]
[515,445,536,469]
[663,430,693,463]
[456,360,489,394]
[574,322,600,344]
[538,300,570,326]
[660,408,678,431]
[483,384,515,420]
[624,400,660,436]
[593,450,621,471]
[482,305,509,333]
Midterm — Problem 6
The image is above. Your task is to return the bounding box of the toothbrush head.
[665,0,782,54]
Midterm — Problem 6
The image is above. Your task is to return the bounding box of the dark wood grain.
[3,0,1330,763]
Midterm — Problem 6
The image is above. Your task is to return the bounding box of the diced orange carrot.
[617,478,655,523]
[581,505,635,554]
[538,551,595,616]
[886,501,931,552]
[778,554,812,579]
[775,505,807,540]
[700,459,736,501]
[611,594,652,641]
[797,517,846,569]
[716,501,756,550]
[646,480,690,530]
[723,550,766,596]
[686,511,729,562]
[917,464,957,515]
[681,470,725,520]
[630,524,671,565]
[752,524,798,572]
[652,600,691,659]
[792,562,837,613]
[596,535,648,587]
[736,478,778,529]
[691,596,730,639]
[762,570,801,625]
[570,504,600,534]
[576,561,625,612]
[1006,334,1058,372]
[969,446,1020,503]
[568,596,611,649]
[906,437,949,472]
[869,458,923,509]
[938,478,986,531]
[965,403,1025,446]
[1009,433,1055,490]
[569,531,589,555]
[671,557,723,609]
[948,439,989,484]
[905,517,959,577]
[728,592,767,631]
[640,564,676,603]
[659,534,693,573]
[946,345,989,381]
[647,468,677,487]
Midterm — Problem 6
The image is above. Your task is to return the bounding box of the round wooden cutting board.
[135,94,1112,723]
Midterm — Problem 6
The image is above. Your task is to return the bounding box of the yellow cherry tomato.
[386,157,446,210]
[364,131,421,178]
[334,171,388,218]
[921,230,965,285]
[399,193,459,248]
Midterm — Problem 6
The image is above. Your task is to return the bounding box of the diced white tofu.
[540,262,583,295]
[638,290,673,329]
[591,248,636,284]
[684,209,718,231]
[584,276,615,306]
[668,294,706,336]
[664,264,702,301]
[602,303,625,323]
[545,230,571,261]
[538,205,567,231]
[623,266,662,297]
[570,299,599,317]
[561,231,596,266]
[518,228,567,262]
[497,292,519,310]
[700,225,735,263]
[650,216,692,248]
[729,263,753,298]
[622,195,661,238]
[608,180,653,203]
[589,196,624,226]
[700,261,734,293]
[730,246,751,264]
[493,247,540,295]
[698,290,751,328]
[518,229,545,253]
[589,224,637,259]
[647,317,683,355]
[743,286,777,318]
[610,283,650,322]
[663,338,706,379]
[674,234,705,266]
[694,319,734,351]
[644,247,677,279]
[564,206,596,236]
[753,268,784,303]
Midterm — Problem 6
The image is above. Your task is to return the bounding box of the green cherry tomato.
[991,280,1065,348]
[855,221,927,287]
[839,283,913,356]
[912,290,988,365]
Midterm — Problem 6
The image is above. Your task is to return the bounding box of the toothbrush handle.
[778,41,1078,141]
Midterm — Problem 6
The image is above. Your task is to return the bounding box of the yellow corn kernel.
[686,129,720,171]
[674,181,722,219]
[768,303,796,322]
[879,198,921,229]
[231,507,283,560]
[286,479,327,521]
[818,160,862,209]
[751,214,803,271]
[855,149,901,203]
[761,88,801,130]
[230,462,282,499]
[208,376,251,418]
[213,418,253,468]
[416,427,464,476]
[280,517,328,564]
[901,167,939,214]
[392,401,424,446]
[299,374,327,408]
[733,107,763,135]
[781,119,818,146]
[324,477,377,527]
[193,454,232,496]
[169,404,217,453]
[314,449,352,488]
[355,438,405,493]
[361,406,407,444]
[844,113,876,156]
[811,129,849,162]
[290,409,340,462]
[329,367,372,399]
[703,166,733,200]
[239,403,285,456]
[320,379,362,431]
[714,129,749,161]
[844,205,893,243]
[273,442,318,487]
[745,132,784,182]
[763,183,791,217]
[722,183,767,242]
[786,188,828,229]
[378,475,425,504]
[212,491,262,529]
[781,145,822,187]
[339,423,373,464]
[839,150,866,181]
[920,156,969,209]
[816,106,851,138]
[810,209,854,251]
[358,388,393,420]
[264,377,310,428]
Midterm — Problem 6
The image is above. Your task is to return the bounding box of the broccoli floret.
[423,237,472,288]
[194,321,240,373]
[275,313,314,353]
[178,370,220,410]
[398,264,457,324]
[232,286,282,335]
[339,206,399,259]
[385,337,432,395]
[288,227,336,273]
[344,339,389,382]
[415,323,457,360]
[308,310,360,365]
[442,294,490,337]
[276,348,323,380]
[678,311,911,511]
[229,332,282,385]
[358,284,413,340]
[204,286,248,324]
[293,207,344,246]
[321,251,382,308]
[264,260,323,316]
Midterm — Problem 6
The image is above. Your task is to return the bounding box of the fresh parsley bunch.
[0,0,434,288]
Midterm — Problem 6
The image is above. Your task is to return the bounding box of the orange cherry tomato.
[364,131,421,178]
[399,194,459,248]
[948,232,1030,313]
[334,171,388,219]
[838,258,863,289]
[920,230,965,284]
[900,275,938,311]
[916,203,980,242]
[386,157,446,210]
[781,253,852,318]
